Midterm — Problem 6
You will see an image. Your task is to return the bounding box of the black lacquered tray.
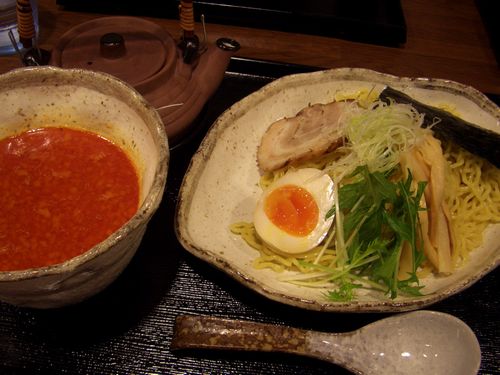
[1,58,499,375]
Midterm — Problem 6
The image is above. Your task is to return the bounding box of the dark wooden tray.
[55,0,407,47]
[1,57,498,375]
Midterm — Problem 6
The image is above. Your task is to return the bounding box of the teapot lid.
[51,16,176,89]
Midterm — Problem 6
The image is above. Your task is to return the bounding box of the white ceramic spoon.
[171,310,481,375]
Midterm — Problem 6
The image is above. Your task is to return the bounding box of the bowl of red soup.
[0,67,169,308]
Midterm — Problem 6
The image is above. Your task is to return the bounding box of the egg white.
[254,168,335,254]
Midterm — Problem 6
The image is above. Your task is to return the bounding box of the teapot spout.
[158,38,240,144]
[192,38,240,99]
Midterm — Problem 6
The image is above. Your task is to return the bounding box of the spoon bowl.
[171,311,481,375]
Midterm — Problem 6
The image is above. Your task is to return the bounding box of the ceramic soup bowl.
[0,67,169,308]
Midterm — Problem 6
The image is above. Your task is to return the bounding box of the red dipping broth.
[0,127,140,271]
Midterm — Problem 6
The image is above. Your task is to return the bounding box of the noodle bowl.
[176,67,500,311]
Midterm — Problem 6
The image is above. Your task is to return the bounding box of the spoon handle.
[171,314,308,356]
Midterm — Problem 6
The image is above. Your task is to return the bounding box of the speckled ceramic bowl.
[176,67,500,312]
[0,67,169,308]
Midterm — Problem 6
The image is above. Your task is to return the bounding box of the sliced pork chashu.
[257,101,348,172]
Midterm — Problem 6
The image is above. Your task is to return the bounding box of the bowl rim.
[0,66,169,281]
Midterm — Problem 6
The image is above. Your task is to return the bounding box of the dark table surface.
[1,58,499,375]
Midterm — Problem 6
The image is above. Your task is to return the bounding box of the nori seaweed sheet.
[379,86,500,168]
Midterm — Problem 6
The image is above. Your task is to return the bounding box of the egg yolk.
[264,184,319,237]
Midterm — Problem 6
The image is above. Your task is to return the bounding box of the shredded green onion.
[325,101,430,180]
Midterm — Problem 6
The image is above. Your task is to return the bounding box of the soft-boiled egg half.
[254,168,335,254]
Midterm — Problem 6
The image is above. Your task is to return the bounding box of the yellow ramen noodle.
[443,142,500,266]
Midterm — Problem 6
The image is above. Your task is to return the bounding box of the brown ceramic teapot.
[50,16,239,146]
